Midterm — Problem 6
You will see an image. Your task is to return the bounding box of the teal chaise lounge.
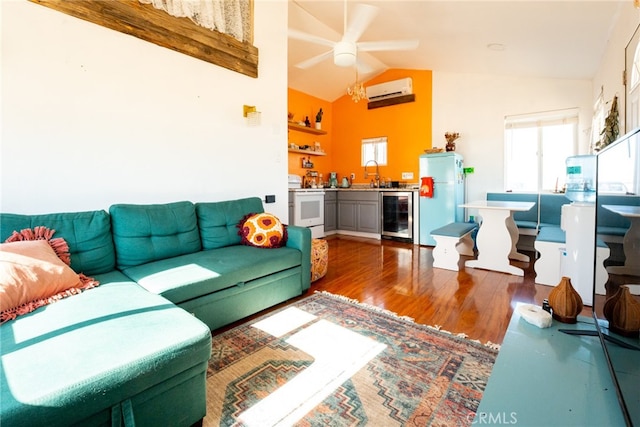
[0,197,311,426]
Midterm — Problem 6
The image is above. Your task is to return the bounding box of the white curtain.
[139,0,250,42]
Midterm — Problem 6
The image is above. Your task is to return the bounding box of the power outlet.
[401,172,414,180]
[350,173,356,180]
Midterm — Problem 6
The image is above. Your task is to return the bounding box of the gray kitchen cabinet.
[337,199,357,231]
[324,191,337,232]
[337,191,380,234]
[357,200,380,233]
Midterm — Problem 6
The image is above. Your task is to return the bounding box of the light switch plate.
[401,172,414,180]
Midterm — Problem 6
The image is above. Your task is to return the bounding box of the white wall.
[593,4,640,134]
[432,72,593,204]
[3,0,637,220]
[1,0,289,219]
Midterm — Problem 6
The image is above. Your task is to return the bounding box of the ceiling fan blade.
[288,28,336,48]
[343,3,379,43]
[356,59,374,74]
[357,39,420,52]
[294,50,334,69]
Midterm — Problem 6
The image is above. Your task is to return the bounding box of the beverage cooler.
[381,191,413,242]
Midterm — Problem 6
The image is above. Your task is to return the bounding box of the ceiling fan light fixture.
[347,81,366,102]
[334,41,357,67]
[347,67,366,103]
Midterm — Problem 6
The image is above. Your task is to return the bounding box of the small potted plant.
[445,132,460,151]
[315,108,323,130]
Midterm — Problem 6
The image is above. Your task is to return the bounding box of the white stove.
[288,175,325,238]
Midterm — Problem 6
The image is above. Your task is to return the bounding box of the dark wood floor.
[302,235,591,345]
[215,235,592,345]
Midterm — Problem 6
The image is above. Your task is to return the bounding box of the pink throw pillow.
[1,226,100,323]
[0,240,82,313]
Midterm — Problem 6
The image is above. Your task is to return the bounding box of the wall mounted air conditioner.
[366,78,413,102]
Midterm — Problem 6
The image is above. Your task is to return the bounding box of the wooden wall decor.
[367,94,415,110]
[29,0,259,78]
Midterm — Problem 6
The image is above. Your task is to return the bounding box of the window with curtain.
[504,109,579,192]
[30,0,257,78]
[361,137,388,166]
[139,0,252,43]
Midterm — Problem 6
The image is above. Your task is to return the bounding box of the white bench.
[431,222,477,271]
[534,226,610,295]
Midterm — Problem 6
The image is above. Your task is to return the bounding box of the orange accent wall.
[287,69,432,186]
[287,89,333,180]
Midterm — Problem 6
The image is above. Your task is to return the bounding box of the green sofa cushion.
[539,194,570,227]
[536,226,608,248]
[121,244,302,304]
[0,271,211,426]
[196,197,264,249]
[0,210,115,275]
[536,226,566,243]
[110,201,202,268]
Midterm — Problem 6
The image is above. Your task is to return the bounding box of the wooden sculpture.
[603,285,640,338]
[548,276,584,323]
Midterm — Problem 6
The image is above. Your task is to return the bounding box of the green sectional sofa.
[0,197,312,426]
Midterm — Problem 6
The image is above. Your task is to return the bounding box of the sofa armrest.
[285,225,312,292]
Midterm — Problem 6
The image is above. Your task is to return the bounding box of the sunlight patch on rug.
[251,307,317,338]
[239,319,386,426]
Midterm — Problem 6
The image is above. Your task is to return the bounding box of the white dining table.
[602,204,640,277]
[460,200,536,276]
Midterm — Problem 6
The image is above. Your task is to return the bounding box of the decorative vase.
[445,142,456,152]
[548,276,583,323]
[603,286,640,338]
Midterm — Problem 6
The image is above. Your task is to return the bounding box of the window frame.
[361,137,388,167]
[626,24,640,132]
[504,109,579,192]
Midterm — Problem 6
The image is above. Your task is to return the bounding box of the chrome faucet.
[364,160,380,188]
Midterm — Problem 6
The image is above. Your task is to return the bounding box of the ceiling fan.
[289,1,419,72]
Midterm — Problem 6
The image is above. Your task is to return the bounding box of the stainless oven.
[381,191,413,242]
[291,189,325,239]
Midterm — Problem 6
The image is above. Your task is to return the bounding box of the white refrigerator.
[419,152,465,246]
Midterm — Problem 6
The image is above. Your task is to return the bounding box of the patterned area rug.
[205,292,499,426]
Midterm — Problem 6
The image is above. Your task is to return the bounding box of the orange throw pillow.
[238,213,287,248]
[0,240,84,321]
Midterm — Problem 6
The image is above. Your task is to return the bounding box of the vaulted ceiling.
[288,0,627,101]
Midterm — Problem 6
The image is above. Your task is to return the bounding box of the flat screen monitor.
[593,127,640,426]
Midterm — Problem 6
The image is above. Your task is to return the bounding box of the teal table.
[476,306,628,426]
